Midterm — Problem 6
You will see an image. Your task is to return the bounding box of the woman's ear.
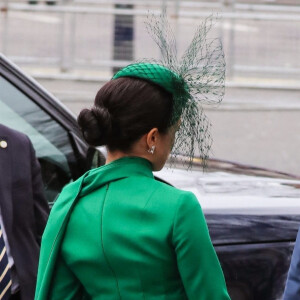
[146,128,159,149]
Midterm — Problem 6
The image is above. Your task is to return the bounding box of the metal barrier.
[0,0,299,88]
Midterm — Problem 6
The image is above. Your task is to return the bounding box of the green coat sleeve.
[48,255,88,300]
[172,192,231,300]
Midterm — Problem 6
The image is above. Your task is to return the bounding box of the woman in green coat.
[35,16,230,300]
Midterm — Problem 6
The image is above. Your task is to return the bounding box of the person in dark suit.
[0,124,49,300]
[283,228,300,299]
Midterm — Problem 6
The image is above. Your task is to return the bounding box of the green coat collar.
[81,156,153,197]
[35,157,154,300]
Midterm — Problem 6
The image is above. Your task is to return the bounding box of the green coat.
[35,157,230,300]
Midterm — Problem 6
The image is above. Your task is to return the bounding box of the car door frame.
[0,53,96,178]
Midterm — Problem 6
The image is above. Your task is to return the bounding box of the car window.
[0,75,74,204]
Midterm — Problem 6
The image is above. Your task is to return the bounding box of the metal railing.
[0,0,299,89]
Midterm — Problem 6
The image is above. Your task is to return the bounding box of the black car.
[1,53,300,300]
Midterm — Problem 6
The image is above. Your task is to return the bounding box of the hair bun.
[77,106,112,146]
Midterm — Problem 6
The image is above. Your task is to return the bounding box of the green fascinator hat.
[113,63,189,125]
[113,14,226,167]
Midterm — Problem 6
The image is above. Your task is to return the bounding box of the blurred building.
[0,0,299,174]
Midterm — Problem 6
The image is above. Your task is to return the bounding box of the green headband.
[113,63,190,124]
[113,63,183,95]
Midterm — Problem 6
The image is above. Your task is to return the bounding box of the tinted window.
[0,75,75,204]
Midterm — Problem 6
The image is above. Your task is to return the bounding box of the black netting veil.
[113,13,225,168]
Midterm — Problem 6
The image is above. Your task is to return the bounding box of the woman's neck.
[105,151,129,164]
[106,149,150,165]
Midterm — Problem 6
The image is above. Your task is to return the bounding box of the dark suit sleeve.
[28,137,50,245]
[283,227,300,300]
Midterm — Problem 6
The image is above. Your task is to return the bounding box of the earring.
[147,145,155,155]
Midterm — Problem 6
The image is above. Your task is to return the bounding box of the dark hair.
[77,77,173,152]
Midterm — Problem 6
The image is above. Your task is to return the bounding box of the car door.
[0,54,103,205]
